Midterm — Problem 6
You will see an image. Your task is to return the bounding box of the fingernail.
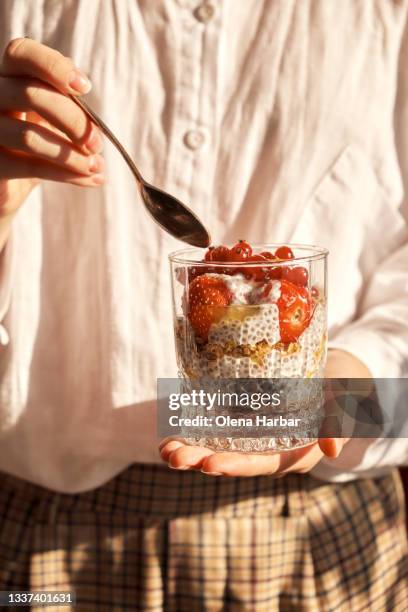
[86,128,103,154]
[168,464,190,470]
[91,174,105,185]
[69,70,92,94]
[201,470,223,476]
[89,155,104,173]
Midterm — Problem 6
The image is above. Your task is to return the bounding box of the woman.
[0,1,407,609]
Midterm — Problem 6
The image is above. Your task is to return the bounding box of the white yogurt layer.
[203,273,281,306]
[204,273,254,304]
[248,280,281,304]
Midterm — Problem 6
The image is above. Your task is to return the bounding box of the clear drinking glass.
[169,244,328,452]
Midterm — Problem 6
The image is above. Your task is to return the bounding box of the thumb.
[318,437,350,458]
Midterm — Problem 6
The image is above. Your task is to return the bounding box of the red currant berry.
[282,266,308,287]
[229,239,253,262]
[188,266,208,281]
[264,266,283,280]
[208,246,231,262]
[311,286,319,299]
[275,245,295,260]
[221,266,235,276]
[260,251,277,261]
[244,254,268,281]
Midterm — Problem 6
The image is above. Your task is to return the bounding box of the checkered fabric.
[0,464,407,611]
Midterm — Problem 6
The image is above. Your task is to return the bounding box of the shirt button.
[184,130,205,150]
[194,3,215,23]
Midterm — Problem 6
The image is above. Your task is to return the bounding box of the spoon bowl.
[141,182,211,247]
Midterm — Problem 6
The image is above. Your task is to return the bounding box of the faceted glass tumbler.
[169,244,328,452]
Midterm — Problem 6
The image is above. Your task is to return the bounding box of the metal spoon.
[71,95,211,247]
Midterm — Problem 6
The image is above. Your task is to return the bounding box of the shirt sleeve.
[327,14,408,378]
[327,239,408,379]
[0,233,13,346]
[312,16,408,481]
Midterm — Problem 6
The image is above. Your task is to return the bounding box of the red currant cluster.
[184,240,309,286]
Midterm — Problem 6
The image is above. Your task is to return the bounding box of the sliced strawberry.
[189,275,232,306]
[187,276,232,338]
[188,304,226,339]
[278,279,311,343]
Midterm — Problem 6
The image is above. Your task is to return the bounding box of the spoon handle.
[71,95,144,184]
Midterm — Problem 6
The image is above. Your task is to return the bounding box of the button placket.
[188,2,222,229]
[184,129,206,150]
[164,0,221,229]
[194,2,215,23]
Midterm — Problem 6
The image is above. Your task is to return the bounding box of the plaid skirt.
[0,464,407,612]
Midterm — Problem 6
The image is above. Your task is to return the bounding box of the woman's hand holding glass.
[159,349,371,477]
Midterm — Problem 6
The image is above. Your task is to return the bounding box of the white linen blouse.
[0,0,407,492]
